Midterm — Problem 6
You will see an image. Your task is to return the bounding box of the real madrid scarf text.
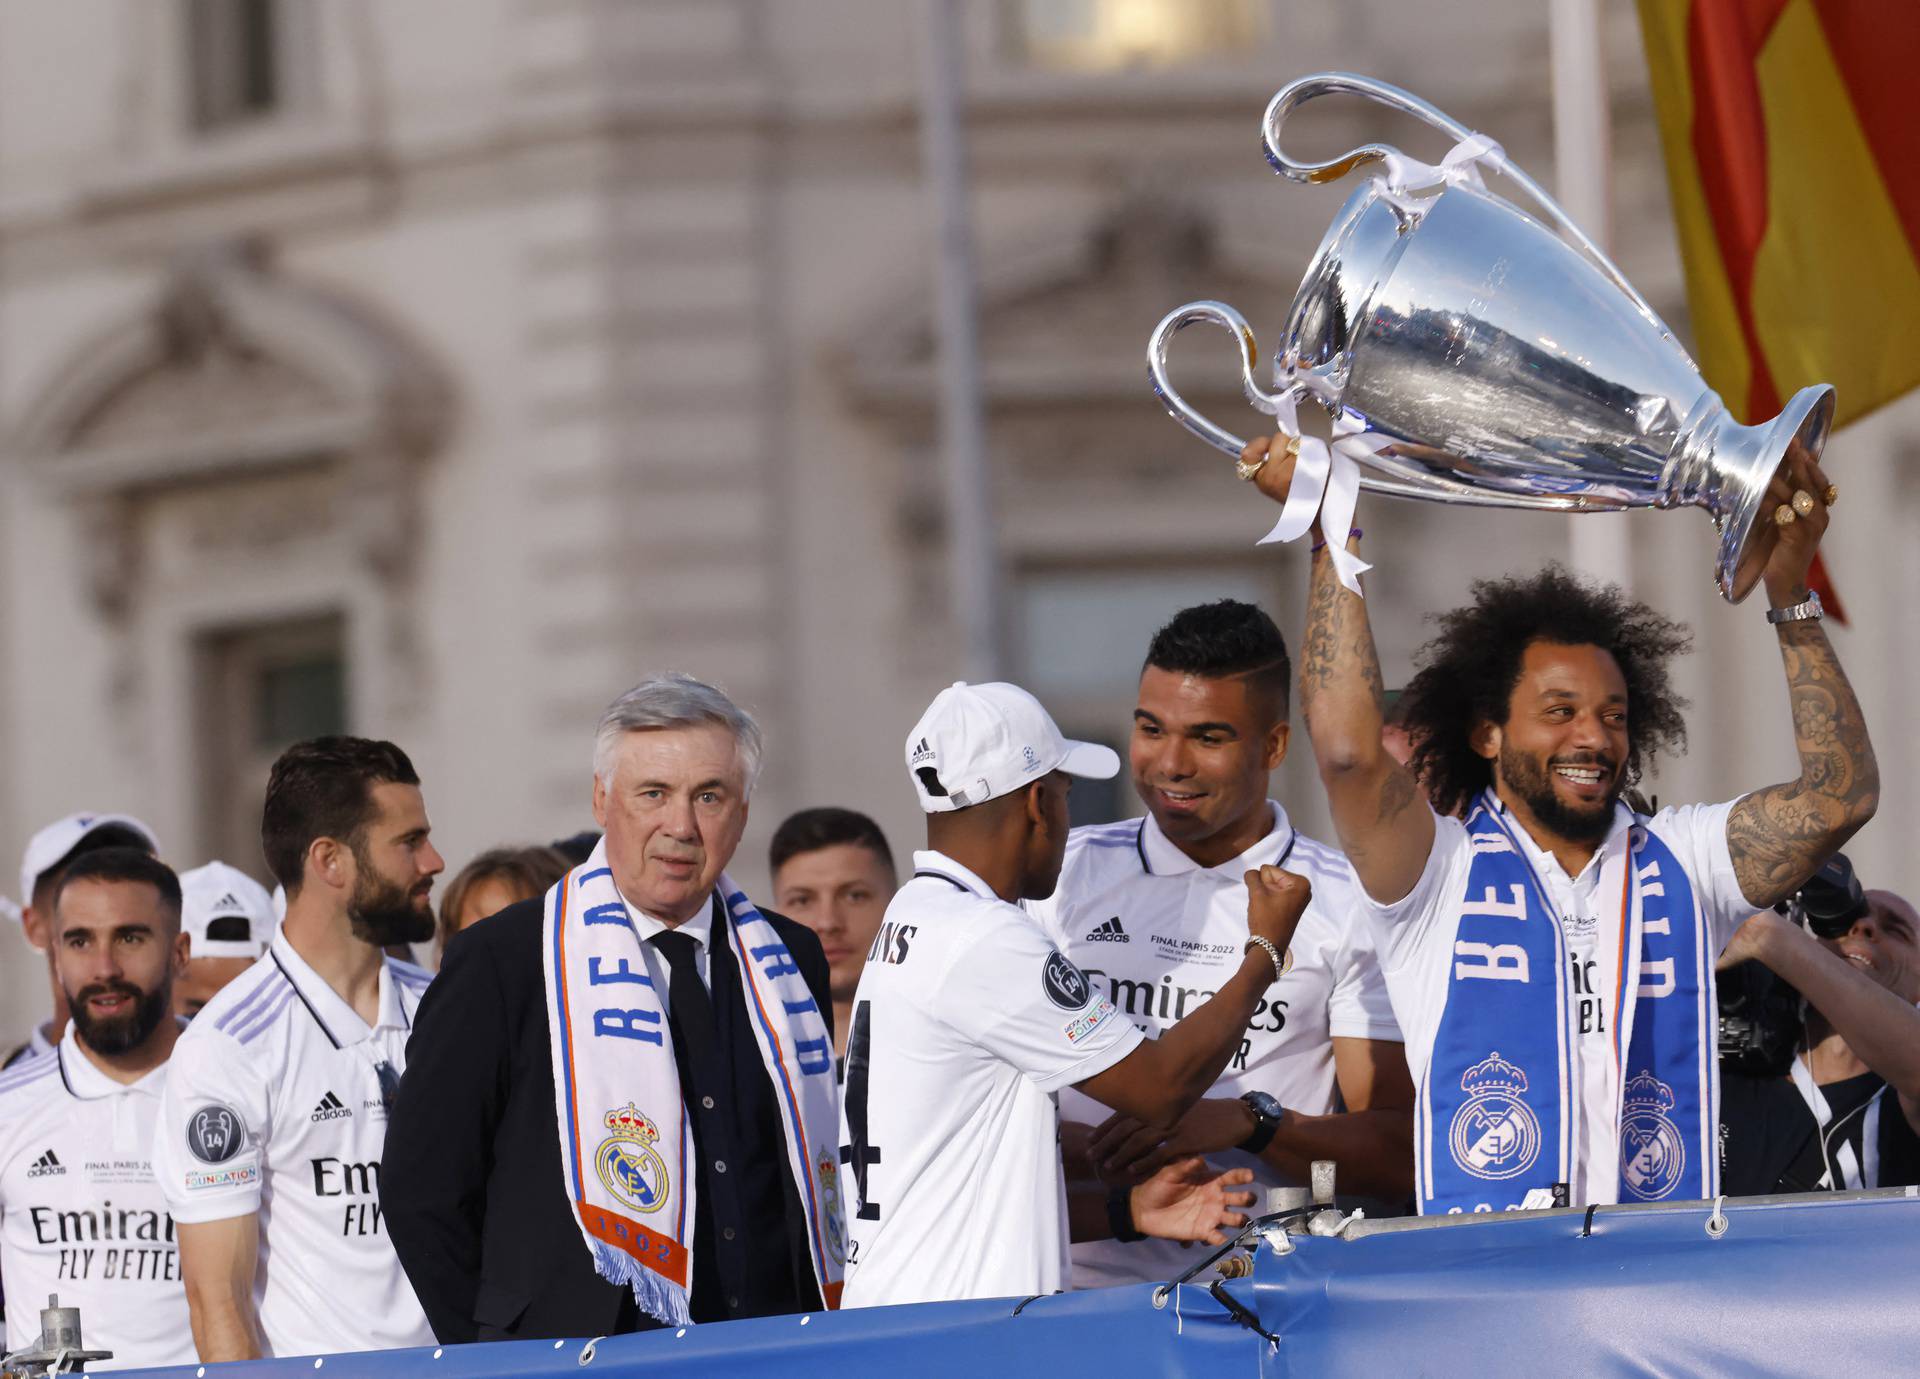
[1419,793,1717,1213]
[541,839,846,1324]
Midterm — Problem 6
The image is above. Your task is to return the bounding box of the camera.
[1716,852,1866,1076]
[1788,853,1868,940]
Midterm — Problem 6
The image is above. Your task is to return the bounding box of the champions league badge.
[186,1103,246,1165]
[1620,1071,1687,1200]
[1042,950,1093,1009]
[1448,1052,1542,1181]
[595,1104,672,1215]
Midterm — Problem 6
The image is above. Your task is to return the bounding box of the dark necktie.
[650,929,720,1070]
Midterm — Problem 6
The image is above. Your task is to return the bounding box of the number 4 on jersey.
[839,1000,882,1221]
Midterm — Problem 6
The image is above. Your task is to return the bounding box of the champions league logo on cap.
[1448,1052,1542,1181]
[1619,1071,1687,1200]
[595,1104,672,1216]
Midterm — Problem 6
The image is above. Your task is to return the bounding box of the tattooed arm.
[1725,445,1879,908]
[1246,436,1434,904]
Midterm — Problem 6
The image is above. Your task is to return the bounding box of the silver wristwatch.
[1765,590,1823,625]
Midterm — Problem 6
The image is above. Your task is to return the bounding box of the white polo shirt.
[152,932,434,1357]
[0,1034,193,1370]
[1363,797,1751,1206]
[1026,804,1401,1285]
[839,851,1144,1308]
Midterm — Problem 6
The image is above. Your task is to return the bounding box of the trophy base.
[1710,385,1836,604]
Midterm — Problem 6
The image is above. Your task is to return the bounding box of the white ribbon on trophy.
[1256,389,1390,596]
[1377,132,1509,197]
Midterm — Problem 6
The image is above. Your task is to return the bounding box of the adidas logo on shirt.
[26,1148,65,1178]
[310,1091,353,1123]
[1084,916,1130,943]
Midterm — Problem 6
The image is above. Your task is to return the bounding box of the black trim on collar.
[55,1042,77,1098]
[271,950,344,1050]
[913,868,975,895]
[1274,829,1298,871]
[1136,819,1151,876]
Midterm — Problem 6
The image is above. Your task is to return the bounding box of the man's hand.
[1246,865,1311,959]
[1130,1157,1256,1246]
[1088,1099,1255,1184]
[1717,910,1789,971]
[1743,438,1834,609]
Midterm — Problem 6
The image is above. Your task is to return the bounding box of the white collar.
[620,890,716,950]
[909,849,998,901]
[270,929,409,1047]
[1138,801,1295,878]
[57,1025,169,1101]
[1488,791,1634,887]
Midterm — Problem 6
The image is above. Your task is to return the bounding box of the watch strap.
[1107,1185,1145,1243]
[1766,590,1823,625]
[1238,1093,1283,1155]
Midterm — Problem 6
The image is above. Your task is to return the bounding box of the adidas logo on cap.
[1084,916,1129,943]
[213,892,245,914]
[26,1148,65,1178]
[310,1090,353,1123]
[909,737,935,765]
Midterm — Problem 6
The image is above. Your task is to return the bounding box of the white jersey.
[152,932,434,1356]
[839,851,1144,1308]
[1027,805,1401,1286]
[1363,797,1751,1206]
[0,1035,193,1370]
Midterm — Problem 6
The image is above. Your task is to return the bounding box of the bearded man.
[1242,433,1877,1211]
[154,738,442,1360]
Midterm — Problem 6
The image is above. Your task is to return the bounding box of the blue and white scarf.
[542,839,846,1324]
[1420,792,1717,1213]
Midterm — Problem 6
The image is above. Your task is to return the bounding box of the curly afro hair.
[1400,565,1692,818]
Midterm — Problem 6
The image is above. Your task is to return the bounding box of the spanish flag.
[1638,0,1920,619]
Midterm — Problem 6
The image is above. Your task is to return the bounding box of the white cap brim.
[1057,739,1121,781]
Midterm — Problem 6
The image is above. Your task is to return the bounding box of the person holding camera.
[1717,855,1920,1194]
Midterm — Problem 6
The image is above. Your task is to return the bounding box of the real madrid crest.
[817,1149,847,1264]
[595,1103,671,1214]
[1619,1071,1686,1200]
[1448,1052,1542,1181]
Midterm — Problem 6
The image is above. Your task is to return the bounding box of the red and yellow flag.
[1638,0,1920,618]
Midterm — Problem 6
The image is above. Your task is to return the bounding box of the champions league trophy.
[1146,72,1835,602]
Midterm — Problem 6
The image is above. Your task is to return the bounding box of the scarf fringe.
[592,1240,691,1328]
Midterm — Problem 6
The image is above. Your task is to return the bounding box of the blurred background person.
[174,861,276,1019]
[770,807,898,1062]
[5,813,162,1068]
[434,845,571,965]
[1718,856,1920,1193]
[0,848,196,1369]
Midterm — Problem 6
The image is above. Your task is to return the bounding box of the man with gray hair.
[384,674,840,1340]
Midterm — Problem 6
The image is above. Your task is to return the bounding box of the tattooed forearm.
[1299,543,1386,743]
[1726,618,1879,907]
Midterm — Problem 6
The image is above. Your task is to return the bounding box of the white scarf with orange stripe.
[542,839,845,1324]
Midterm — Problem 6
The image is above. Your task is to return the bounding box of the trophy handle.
[1146,300,1293,460]
[1261,72,1678,344]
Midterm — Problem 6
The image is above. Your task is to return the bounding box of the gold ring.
[1235,453,1268,482]
[1822,484,1839,506]
[1791,489,1816,517]
[1773,503,1796,527]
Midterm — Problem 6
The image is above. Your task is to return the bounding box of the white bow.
[1379,131,1509,196]
[1255,390,1391,595]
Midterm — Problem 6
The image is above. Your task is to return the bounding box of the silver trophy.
[1147,72,1834,601]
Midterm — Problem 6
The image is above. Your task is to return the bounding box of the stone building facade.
[3,0,1915,1042]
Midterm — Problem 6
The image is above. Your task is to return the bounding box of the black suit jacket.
[381,894,832,1343]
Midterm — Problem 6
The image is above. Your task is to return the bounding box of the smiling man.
[1025,601,1412,1288]
[383,675,839,1340]
[1240,430,1878,1211]
[1718,866,1920,1193]
[0,849,195,1369]
[153,738,441,1360]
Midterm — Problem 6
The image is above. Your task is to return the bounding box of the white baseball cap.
[905,681,1119,813]
[179,861,276,961]
[15,811,162,920]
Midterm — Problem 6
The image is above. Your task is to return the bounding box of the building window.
[1015,563,1277,826]
[186,0,282,132]
[195,615,347,879]
[1007,0,1268,72]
